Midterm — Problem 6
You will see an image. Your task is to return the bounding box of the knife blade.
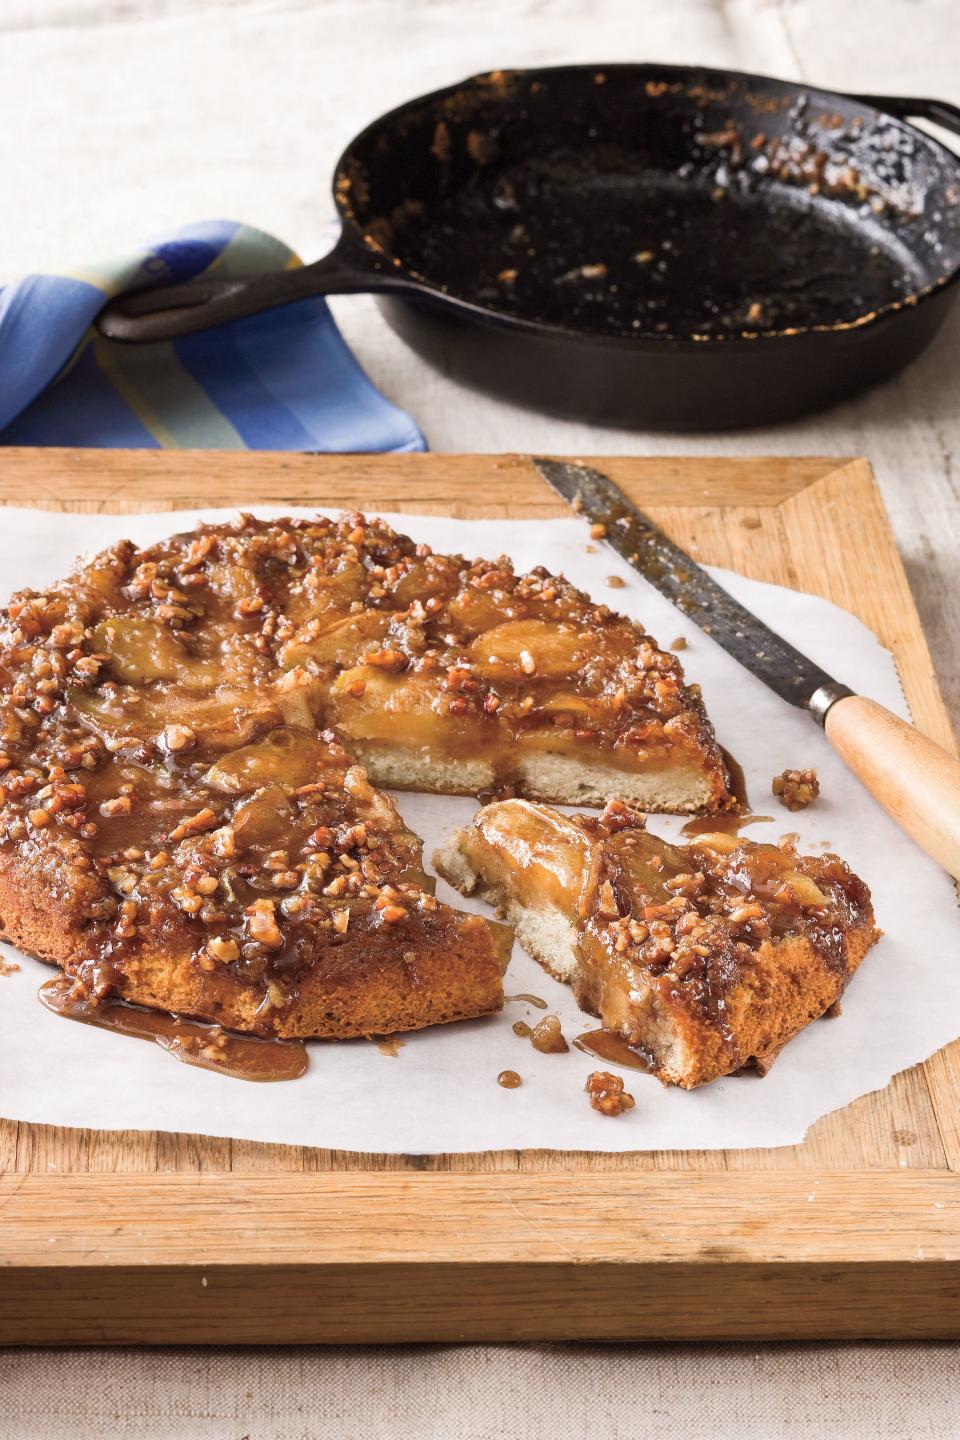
[533,457,852,723]
[532,457,960,880]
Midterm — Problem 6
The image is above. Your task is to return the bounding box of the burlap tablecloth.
[2,1344,958,1438]
[2,0,959,1434]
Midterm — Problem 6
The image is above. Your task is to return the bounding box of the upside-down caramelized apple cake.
[0,512,730,1039]
[436,799,879,1087]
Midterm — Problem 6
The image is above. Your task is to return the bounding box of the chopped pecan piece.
[169,808,218,841]
[207,935,240,964]
[772,768,820,811]
[162,724,196,753]
[246,897,282,949]
[585,1070,636,1116]
[100,796,133,818]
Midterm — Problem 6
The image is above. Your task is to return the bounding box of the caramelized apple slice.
[598,830,687,916]
[281,559,369,627]
[466,799,591,914]
[93,618,218,686]
[204,727,335,795]
[72,685,284,753]
[471,620,589,681]
[231,784,299,852]
[278,611,392,669]
[330,666,488,754]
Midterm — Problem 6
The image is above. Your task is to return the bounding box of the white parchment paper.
[0,505,956,1152]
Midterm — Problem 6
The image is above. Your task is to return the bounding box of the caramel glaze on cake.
[436,799,880,1087]
[0,511,729,1039]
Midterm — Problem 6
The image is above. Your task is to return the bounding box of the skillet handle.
[847,92,960,137]
[96,233,414,344]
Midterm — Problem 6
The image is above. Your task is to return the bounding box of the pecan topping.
[0,508,730,1033]
[207,935,239,964]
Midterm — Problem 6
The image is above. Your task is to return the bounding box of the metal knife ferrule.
[808,681,857,728]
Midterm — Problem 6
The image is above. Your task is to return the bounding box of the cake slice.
[436,799,880,1087]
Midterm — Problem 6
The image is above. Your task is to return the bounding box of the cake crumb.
[671,635,687,651]
[0,955,20,977]
[605,574,626,589]
[377,1036,405,1057]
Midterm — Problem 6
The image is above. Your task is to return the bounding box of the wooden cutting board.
[1,448,958,1343]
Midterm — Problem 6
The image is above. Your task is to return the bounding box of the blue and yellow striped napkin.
[0,220,425,452]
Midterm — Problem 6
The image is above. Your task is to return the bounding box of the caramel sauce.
[39,976,308,1082]
[505,992,548,1008]
[681,748,772,838]
[477,782,519,805]
[512,1020,533,1037]
[720,746,749,809]
[573,1027,653,1072]
[681,812,774,838]
[497,1068,522,1088]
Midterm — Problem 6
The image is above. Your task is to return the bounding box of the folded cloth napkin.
[0,220,425,452]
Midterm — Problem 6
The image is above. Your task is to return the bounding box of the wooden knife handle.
[824,695,960,879]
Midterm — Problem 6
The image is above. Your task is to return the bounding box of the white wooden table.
[1,1,958,1435]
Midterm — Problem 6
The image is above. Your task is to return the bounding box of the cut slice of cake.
[436,799,880,1087]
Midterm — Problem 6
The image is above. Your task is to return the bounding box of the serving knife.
[533,457,960,880]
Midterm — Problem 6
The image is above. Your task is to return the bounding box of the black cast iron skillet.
[98,64,960,430]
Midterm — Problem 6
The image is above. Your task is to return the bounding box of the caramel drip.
[39,976,308,1082]
[721,746,749,809]
[573,1028,653,1073]
[681,812,774,838]
[681,747,773,837]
